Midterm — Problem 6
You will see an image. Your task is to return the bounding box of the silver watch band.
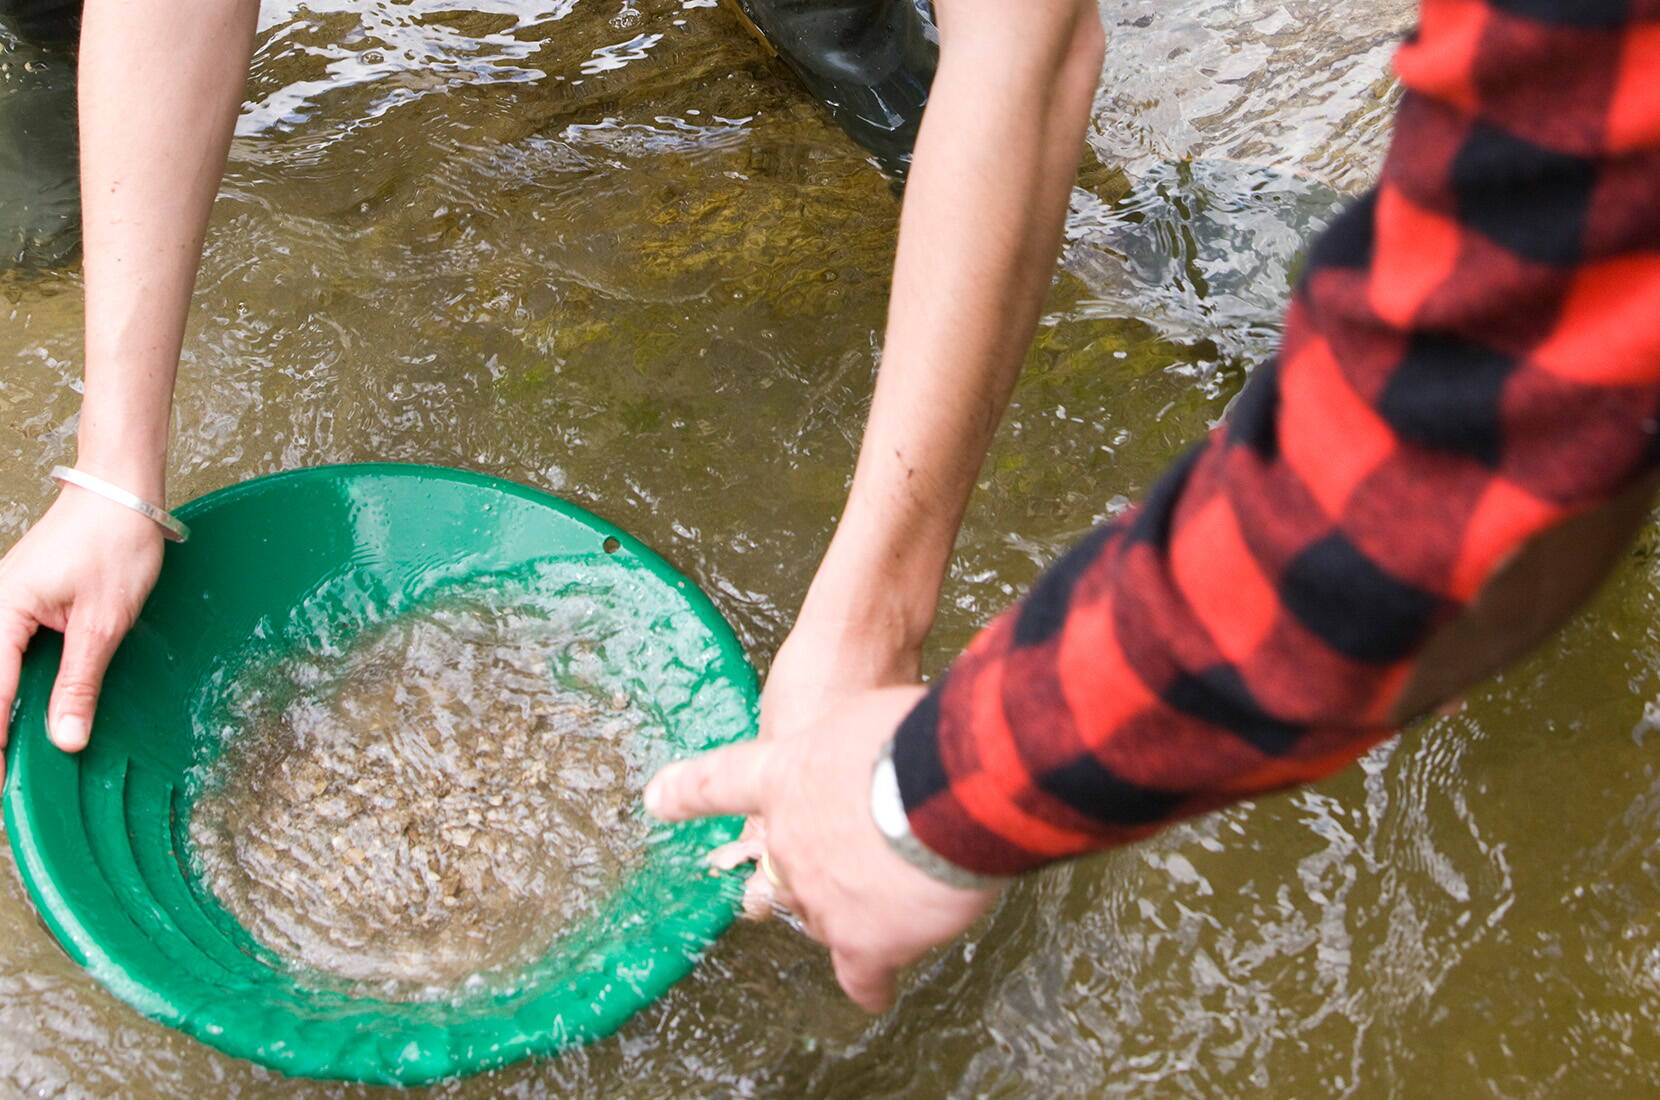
[870,736,1006,891]
[49,466,190,543]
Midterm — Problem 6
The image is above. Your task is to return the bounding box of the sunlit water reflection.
[4,0,1657,1096]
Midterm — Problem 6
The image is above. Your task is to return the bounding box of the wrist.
[76,356,178,503]
[49,466,189,542]
[45,483,170,555]
[73,412,170,502]
[802,515,950,652]
[795,574,934,660]
[69,451,167,503]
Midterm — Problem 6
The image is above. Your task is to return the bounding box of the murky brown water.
[3,0,1657,1096]
[187,590,646,996]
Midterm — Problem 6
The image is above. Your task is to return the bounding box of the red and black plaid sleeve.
[892,0,1660,877]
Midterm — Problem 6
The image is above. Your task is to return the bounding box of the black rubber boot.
[0,5,81,272]
[0,0,78,45]
[726,0,937,176]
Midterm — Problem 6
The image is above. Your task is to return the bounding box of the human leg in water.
[0,0,82,272]
[724,0,937,176]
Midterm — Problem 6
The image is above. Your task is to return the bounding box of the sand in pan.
[188,602,648,998]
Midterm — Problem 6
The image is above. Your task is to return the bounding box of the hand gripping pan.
[3,464,757,1085]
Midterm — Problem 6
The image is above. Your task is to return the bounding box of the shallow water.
[187,588,647,996]
[3,0,1658,1096]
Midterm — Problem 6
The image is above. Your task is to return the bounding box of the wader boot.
[724,0,937,176]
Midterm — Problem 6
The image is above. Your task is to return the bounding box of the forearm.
[74,0,258,499]
[892,0,1660,874]
[806,0,1105,644]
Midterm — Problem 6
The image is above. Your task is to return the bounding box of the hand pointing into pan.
[644,685,1003,1012]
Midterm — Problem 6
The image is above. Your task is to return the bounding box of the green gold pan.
[3,464,758,1086]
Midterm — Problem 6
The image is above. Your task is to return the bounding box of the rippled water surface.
[4,0,1658,1096]
[188,583,648,996]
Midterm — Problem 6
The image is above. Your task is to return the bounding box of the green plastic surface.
[2,464,757,1085]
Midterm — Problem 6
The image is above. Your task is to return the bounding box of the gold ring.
[759,851,784,889]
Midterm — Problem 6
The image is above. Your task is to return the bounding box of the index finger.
[644,740,769,822]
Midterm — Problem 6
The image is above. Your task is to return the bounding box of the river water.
[3,0,1658,1096]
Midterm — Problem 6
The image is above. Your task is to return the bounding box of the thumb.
[644,740,770,822]
[47,619,124,753]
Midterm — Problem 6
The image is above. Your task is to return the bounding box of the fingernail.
[643,772,668,819]
[51,715,88,752]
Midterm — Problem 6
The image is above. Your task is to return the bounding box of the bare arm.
[765,0,1105,722]
[75,0,259,498]
[653,0,1660,1012]
[0,0,257,767]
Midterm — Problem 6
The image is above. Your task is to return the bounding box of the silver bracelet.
[49,466,190,543]
[870,736,1006,891]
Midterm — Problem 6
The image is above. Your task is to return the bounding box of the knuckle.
[819,923,854,958]
[51,676,100,707]
[76,615,127,642]
[831,950,868,983]
[0,600,38,627]
[0,612,34,648]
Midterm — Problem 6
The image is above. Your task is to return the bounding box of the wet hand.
[712,618,922,918]
[0,490,164,782]
[646,685,1003,1013]
[758,616,921,742]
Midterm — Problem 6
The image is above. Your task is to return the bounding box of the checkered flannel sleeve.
[891,0,1660,877]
